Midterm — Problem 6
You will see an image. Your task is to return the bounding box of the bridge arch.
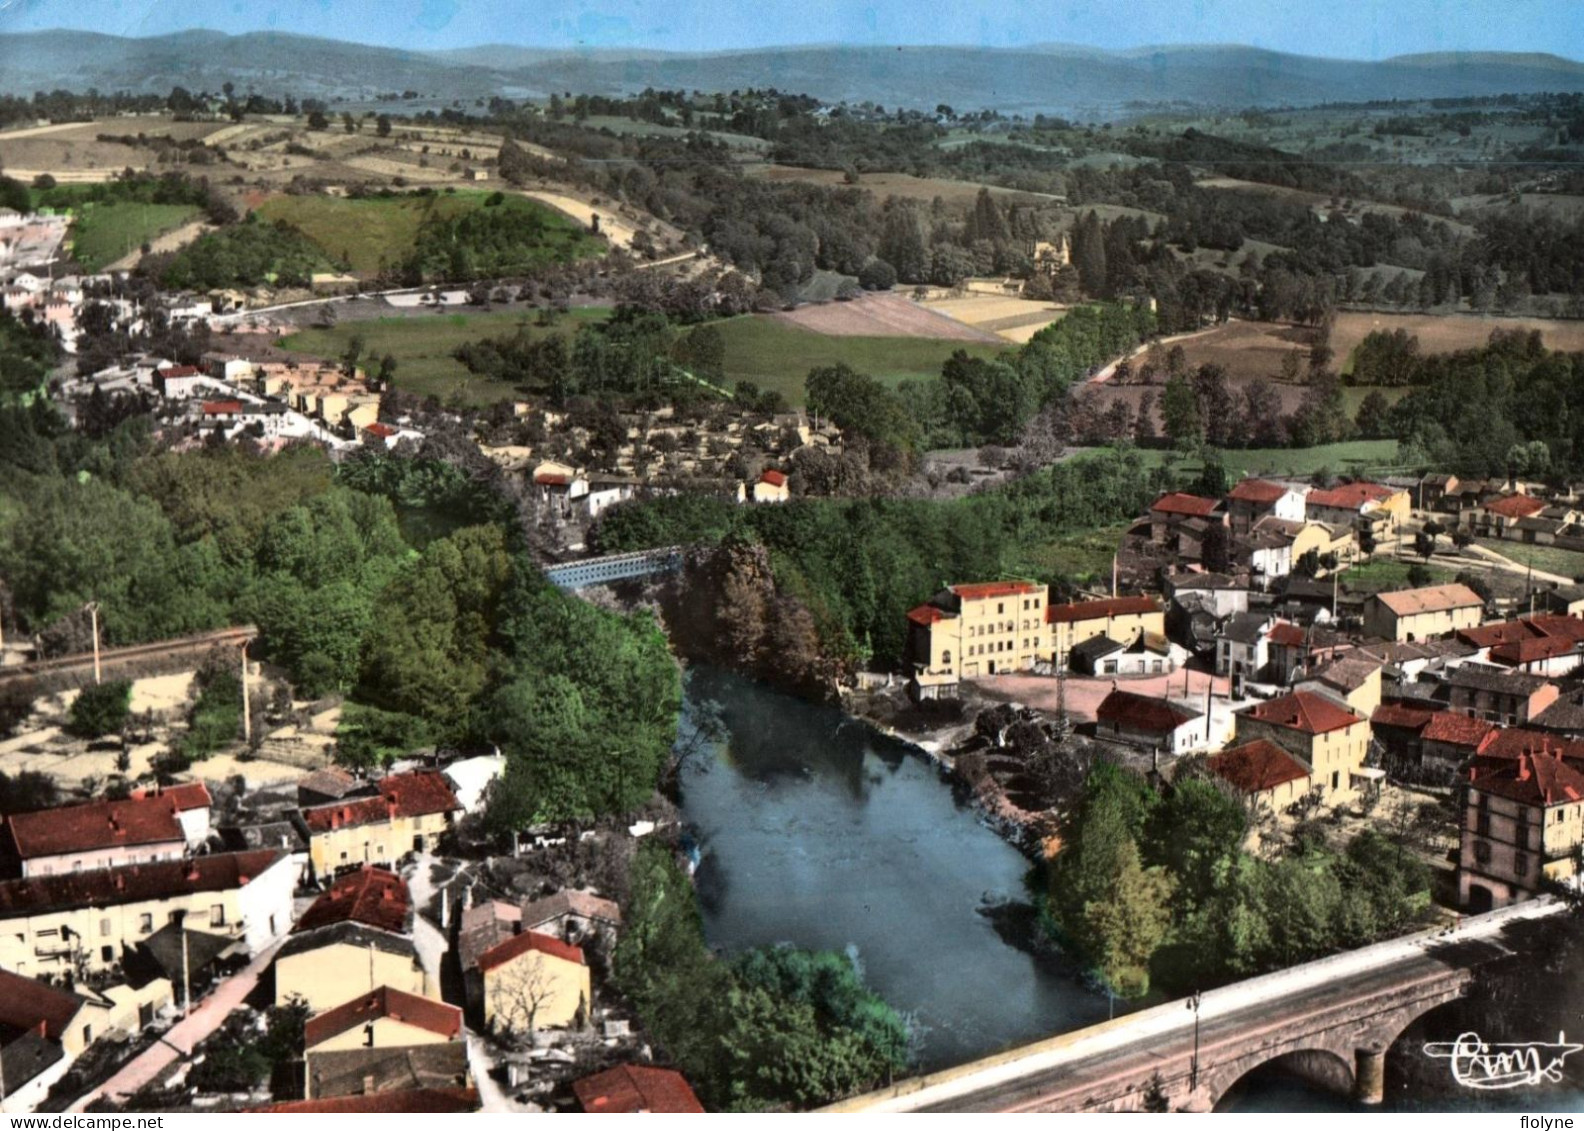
[1210,1048,1357,1112]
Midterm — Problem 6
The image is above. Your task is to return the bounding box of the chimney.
[362,1074,377,1095]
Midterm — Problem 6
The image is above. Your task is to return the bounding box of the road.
[832,897,1563,1113]
[70,936,287,1111]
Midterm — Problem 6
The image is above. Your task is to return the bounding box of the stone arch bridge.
[827,899,1564,1113]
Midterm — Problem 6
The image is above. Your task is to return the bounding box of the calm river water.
[675,668,1584,1110]
[676,668,1109,1071]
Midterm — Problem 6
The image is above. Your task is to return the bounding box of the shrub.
[67,680,132,739]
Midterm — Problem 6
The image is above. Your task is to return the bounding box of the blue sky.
[0,0,1576,59]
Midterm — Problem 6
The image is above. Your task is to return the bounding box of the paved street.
[69,936,287,1111]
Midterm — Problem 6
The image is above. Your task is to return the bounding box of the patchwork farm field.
[771,292,1001,342]
[276,307,610,405]
[1330,312,1584,363]
[920,294,1068,342]
[64,201,200,270]
[715,314,1007,405]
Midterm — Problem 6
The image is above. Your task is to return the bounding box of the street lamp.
[1187,990,1203,1093]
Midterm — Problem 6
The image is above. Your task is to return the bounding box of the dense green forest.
[156,213,333,290]
[0,389,679,825]
[1048,764,1433,998]
[594,447,1159,672]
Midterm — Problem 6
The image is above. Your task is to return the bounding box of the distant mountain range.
[4,30,1584,116]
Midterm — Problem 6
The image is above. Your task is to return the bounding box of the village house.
[274,867,434,1011]
[1298,655,1383,718]
[1466,492,1547,540]
[1208,739,1316,814]
[1216,611,1277,680]
[1233,691,1371,798]
[1419,473,1459,511]
[752,469,790,503]
[518,890,622,949]
[303,985,461,1060]
[2,785,211,878]
[1446,665,1560,727]
[1047,595,1164,663]
[297,771,461,882]
[573,1065,705,1114]
[1456,613,1584,677]
[1094,689,1208,755]
[471,927,591,1035]
[1304,481,1410,540]
[1362,583,1485,643]
[305,1042,472,1103]
[1536,585,1584,618]
[1418,710,1497,784]
[0,850,294,978]
[153,364,208,400]
[1225,479,1308,536]
[1068,628,1184,676]
[1459,749,1584,911]
[1147,493,1223,551]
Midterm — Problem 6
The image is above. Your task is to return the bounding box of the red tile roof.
[1240,691,1364,736]
[1150,492,1219,517]
[6,794,195,861]
[1490,636,1583,666]
[1475,728,1584,762]
[1306,481,1394,510]
[949,580,1039,601]
[301,771,460,835]
[1209,739,1312,794]
[157,365,201,379]
[1266,622,1308,649]
[759,469,787,487]
[907,604,949,627]
[1459,620,1544,649]
[147,782,212,812]
[1482,494,1547,520]
[1371,703,1435,732]
[574,1065,705,1114]
[1467,750,1584,806]
[1421,711,1496,749]
[474,927,585,974]
[1096,689,1199,734]
[534,472,569,486]
[1526,614,1584,642]
[304,986,461,1049]
[294,866,411,936]
[1047,595,1160,624]
[249,1088,478,1114]
[364,422,397,439]
[0,968,81,1041]
[201,399,243,415]
[0,850,282,917]
[1227,479,1290,504]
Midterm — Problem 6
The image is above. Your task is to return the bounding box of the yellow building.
[1362,583,1485,643]
[1288,520,1356,573]
[1233,691,1371,798]
[0,850,294,979]
[1304,481,1410,539]
[1460,749,1584,911]
[475,930,591,1034]
[905,581,1048,680]
[274,867,435,1012]
[298,771,461,882]
[1047,595,1165,663]
[304,986,461,1054]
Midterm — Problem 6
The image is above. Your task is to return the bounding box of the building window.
[101,946,113,963]
[82,1025,91,1046]
[139,914,153,934]
[1476,812,1490,837]
[1515,853,1530,877]
[100,918,111,937]
[210,904,225,927]
[1474,840,1492,865]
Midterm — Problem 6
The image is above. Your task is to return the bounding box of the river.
[675,668,1584,1109]
[676,668,1110,1072]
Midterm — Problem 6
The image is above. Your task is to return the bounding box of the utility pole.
[1187,990,1203,1094]
[240,640,251,745]
[87,602,102,685]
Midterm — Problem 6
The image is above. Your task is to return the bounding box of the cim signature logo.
[1423,1032,1584,1090]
